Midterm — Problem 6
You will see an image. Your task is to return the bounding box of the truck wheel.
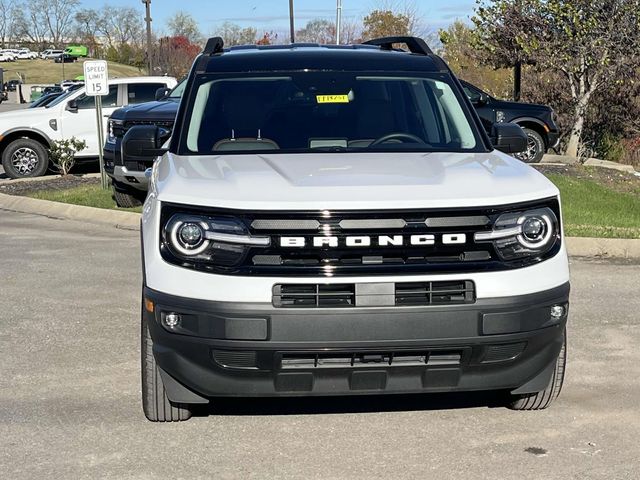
[513,128,546,163]
[1,138,49,178]
[141,311,192,422]
[112,183,144,208]
[509,330,566,410]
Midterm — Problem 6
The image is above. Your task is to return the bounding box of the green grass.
[546,174,640,239]
[2,59,143,84]
[27,184,141,213]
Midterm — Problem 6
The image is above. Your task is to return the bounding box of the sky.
[86,0,475,37]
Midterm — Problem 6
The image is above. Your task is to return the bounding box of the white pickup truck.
[0,76,176,178]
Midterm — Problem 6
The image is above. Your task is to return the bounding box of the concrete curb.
[0,192,140,230]
[1,192,639,258]
[0,173,101,184]
[565,237,640,259]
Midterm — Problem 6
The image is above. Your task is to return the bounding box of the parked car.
[131,36,569,422]
[0,51,14,62]
[6,79,22,91]
[105,80,185,207]
[54,53,76,63]
[40,49,63,59]
[17,48,37,59]
[43,85,64,95]
[60,79,84,90]
[461,80,560,163]
[0,76,177,178]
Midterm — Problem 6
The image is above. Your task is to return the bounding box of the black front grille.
[395,281,475,306]
[115,120,173,139]
[124,159,155,172]
[160,199,561,276]
[273,281,475,308]
[273,284,356,308]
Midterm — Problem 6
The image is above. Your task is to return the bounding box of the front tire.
[112,181,144,208]
[141,311,192,422]
[1,138,49,178]
[509,330,566,410]
[514,128,546,164]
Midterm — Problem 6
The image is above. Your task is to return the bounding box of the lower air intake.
[273,284,356,308]
[395,281,475,306]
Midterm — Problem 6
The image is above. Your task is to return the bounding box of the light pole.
[335,0,342,44]
[142,0,153,74]
[289,0,295,43]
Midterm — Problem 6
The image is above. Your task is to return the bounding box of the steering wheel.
[369,132,426,146]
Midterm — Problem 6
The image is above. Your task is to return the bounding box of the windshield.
[169,79,186,99]
[45,88,78,108]
[180,72,482,155]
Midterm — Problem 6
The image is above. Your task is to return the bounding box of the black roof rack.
[203,37,224,55]
[362,36,433,55]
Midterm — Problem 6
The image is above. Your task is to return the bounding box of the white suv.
[129,37,570,422]
[0,76,177,178]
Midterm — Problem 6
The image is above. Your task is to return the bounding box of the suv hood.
[491,98,551,112]
[154,151,558,210]
[111,99,179,121]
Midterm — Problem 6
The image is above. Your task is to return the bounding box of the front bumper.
[144,282,569,402]
[547,131,560,150]
[112,165,149,191]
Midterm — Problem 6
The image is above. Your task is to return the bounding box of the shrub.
[49,137,87,175]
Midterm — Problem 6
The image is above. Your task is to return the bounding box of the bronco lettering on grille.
[279,234,467,248]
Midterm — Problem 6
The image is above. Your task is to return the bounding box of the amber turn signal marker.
[144,298,154,313]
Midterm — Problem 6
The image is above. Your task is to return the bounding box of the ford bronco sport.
[127,37,570,422]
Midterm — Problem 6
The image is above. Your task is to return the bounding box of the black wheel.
[513,128,546,163]
[112,182,144,208]
[1,138,49,178]
[509,330,566,410]
[141,310,192,422]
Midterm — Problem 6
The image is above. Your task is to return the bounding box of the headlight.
[106,119,123,144]
[163,213,270,267]
[474,207,559,260]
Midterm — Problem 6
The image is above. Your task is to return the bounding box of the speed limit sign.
[83,60,109,96]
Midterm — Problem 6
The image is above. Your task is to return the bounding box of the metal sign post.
[83,60,109,189]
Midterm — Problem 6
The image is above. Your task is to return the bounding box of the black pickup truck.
[104,81,184,207]
[461,80,560,163]
[104,77,558,207]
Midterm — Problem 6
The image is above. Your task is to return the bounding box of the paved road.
[1,209,639,479]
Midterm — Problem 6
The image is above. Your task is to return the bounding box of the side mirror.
[155,87,171,101]
[66,99,78,113]
[475,93,489,106]
[490,123,528,154]
[122,125,168,160]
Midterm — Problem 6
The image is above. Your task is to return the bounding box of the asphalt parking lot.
[1,209,639,479]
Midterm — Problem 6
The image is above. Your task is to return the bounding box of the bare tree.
[167,11,201,44]
[216,22,257,46]
[43,0,80,45]
[74,8,100,52]
[0,0,14,47]
[13,1,48,47]
[375,0,424,36]
[296,19,334,44]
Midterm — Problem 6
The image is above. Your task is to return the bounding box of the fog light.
[550,305,566,320]
[164,313,181,329]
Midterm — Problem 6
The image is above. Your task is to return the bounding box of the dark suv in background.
[461,80,559,163]
[104,81,184,207]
